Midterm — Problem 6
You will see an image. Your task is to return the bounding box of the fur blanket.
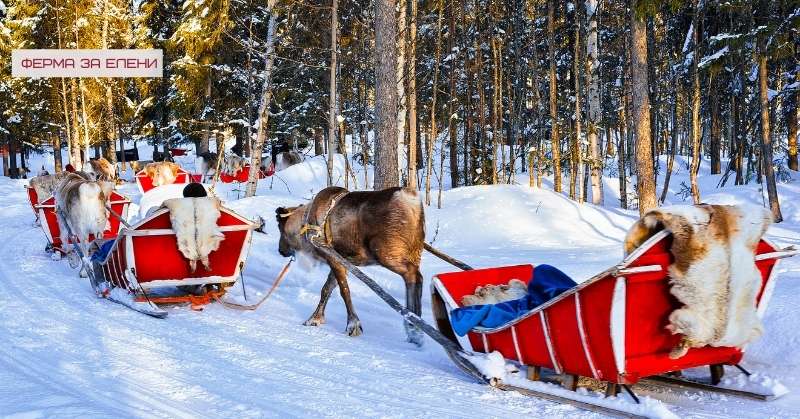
[162,197,225,272]
[30,171,91,200]
[55,173,113,254]
[88,157,116,181]
[462,279,528,306]
[624,204,772,358]
[144,161,180,187]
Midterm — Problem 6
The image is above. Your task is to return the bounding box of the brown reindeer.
[276,186,426,344]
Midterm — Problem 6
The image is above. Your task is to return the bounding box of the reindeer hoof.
[346,319,363,337]
[303,316,325,327]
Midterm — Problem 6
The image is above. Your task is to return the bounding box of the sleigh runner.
[430,230,794,406]
[92,204,260,314]
[34,190,131,254]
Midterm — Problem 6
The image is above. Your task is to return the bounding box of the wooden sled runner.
[92,205,260,317]
[135,167,192,194]
[430,230,796,416]
[34,190,131,254]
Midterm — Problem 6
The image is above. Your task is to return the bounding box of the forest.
[0,0,798,218]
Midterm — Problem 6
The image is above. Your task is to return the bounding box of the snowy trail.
[0,180,604,418]
[2,166,800,418]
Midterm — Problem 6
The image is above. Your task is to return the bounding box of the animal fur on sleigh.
[162,197,225,272]
[461,279,528,306]
[55,173,114,255]
[624,204,772,359]
[144,161,180,187]
[88,157,116,181]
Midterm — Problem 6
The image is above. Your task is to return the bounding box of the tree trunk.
[406,0,418,189]
[373,0,400,190]
[491,36,500,185]
[572,11,583,203]
[788,79,798,171]
[447,3,459,189]
[547,0,561,192]
[617,123,628,209]
[425,0,444,204]
[689,0,702,203]
[53,133,63,173]
[710,76,721,174]
[245,4,278,197]
[102,0,117,166]
[757,35,783,222]
[586,0,603,205]
[396,0,407,181]
[69,78,82,170]
[54,3,70,173]
[629,1,657,215]
[660,78,680,203]
[327,0,338,187]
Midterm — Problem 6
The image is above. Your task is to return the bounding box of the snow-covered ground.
[2,148,800,418]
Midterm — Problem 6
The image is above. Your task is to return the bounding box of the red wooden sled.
[218,164,270,183]
[25,185,42,220]
[94,205,259,310]
[135,167,192,194]
[431,231,793,389]
[34,191,131,254]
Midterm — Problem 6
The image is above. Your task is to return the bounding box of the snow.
[1,145,800,417]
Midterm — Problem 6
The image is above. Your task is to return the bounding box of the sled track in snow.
[0,210,556,418]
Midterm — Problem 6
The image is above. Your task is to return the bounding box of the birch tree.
[585,0,603,205]
[245,1,277,197]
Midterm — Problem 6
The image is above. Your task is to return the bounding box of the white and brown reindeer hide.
[624,204,772,359]
[162,197,225,272]
[144,161,180,187]
[88,157,116,182]
[54,173,114,257]
[461,279,528,306]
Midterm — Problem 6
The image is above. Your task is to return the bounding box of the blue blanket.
[90,240,116,263]
[449,264,577,336]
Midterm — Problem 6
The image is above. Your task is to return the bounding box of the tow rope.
[214,256,294,311]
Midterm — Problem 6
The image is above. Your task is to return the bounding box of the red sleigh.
[25,185,43,220]
[135,167,192,194]
[34,190,131,254]
[218,164,271,183]
[93,204,260,314]
[431,230,793,396]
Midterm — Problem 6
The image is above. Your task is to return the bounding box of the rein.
[214,256,295,311]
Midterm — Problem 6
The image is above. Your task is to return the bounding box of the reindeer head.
[275,205,305,257]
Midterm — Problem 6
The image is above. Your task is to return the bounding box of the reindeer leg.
[403,268,424,346]
[304,270,338,326]
[330,262,362,337]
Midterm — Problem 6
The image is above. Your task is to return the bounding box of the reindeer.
[276,186,426,345]
[54,173,114,275]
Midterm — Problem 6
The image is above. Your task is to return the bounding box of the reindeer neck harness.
[298,190,349,246]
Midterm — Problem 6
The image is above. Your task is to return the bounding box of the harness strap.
[300,190,348,246]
